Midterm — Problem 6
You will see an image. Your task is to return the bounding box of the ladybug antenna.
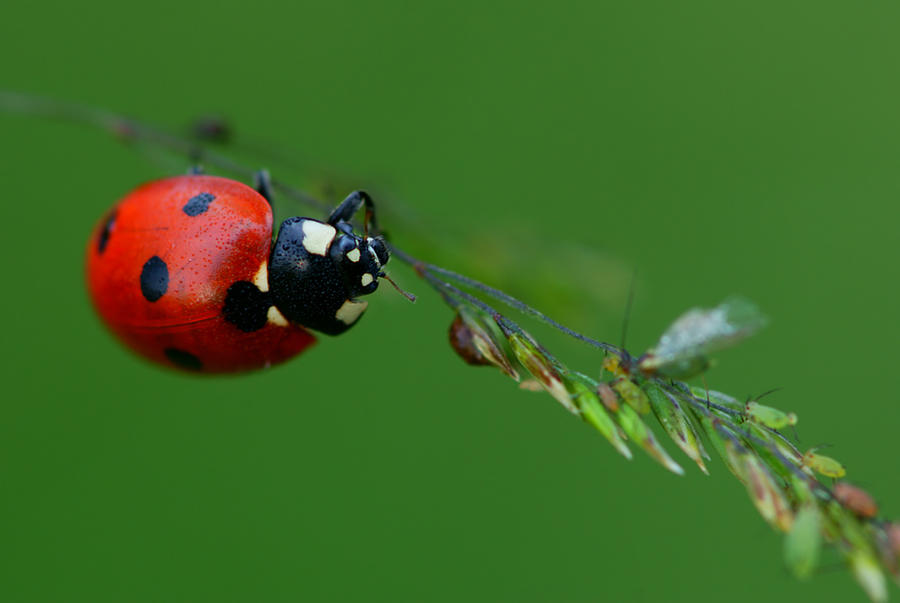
[378,271,416,303]
[620,268,637,351]
[618,267,637,371]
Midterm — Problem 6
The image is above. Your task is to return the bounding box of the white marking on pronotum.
[301,221,336,256]
[360,273,374,287]
[267,306,289,327]
[347,248,361,263]
[335,299,368,325]
[252,262,269,291]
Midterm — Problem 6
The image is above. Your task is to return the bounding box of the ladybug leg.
[187,165,204,175]
[335,222,355,236]
[327,190,378,235]
[253,169,275,208]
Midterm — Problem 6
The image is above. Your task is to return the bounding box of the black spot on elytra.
[164,347,203,371]
[223,281,272,332]
[182,192,216,216]
[140,256,169,302]
[98,210,116,253]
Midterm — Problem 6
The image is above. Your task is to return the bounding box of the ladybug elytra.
[86,173,390,373]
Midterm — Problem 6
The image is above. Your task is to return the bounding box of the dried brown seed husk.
[833,482,879,519]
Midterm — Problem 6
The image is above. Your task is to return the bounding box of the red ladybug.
[86,173,390,373]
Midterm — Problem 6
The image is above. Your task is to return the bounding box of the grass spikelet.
[449,307,521,379]
[644,382,709,474]
[785,504,822,580]
[833,482,879,519]
[851,548,890,602]
[611,377,651,415]
[569,379,632,460]
[740,453,794,531]
[615,402,684,475]
[883,523,900,581]
[506,332,577,414]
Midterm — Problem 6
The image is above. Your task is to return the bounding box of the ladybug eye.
[368,237,389,268]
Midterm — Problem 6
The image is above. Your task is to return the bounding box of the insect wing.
[639,297,767,377]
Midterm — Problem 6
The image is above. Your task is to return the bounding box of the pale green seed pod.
[784,505,821,580]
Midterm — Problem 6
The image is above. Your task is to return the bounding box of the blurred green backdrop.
[2,1,899,601]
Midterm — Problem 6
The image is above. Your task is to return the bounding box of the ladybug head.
[329,230,391,297]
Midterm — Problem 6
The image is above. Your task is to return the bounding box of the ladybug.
[86,172,391,373]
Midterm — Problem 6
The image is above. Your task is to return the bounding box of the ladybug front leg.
[327,190,378,235]
[253,169,274,208]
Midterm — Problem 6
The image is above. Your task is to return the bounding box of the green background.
[2,1,899,601]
